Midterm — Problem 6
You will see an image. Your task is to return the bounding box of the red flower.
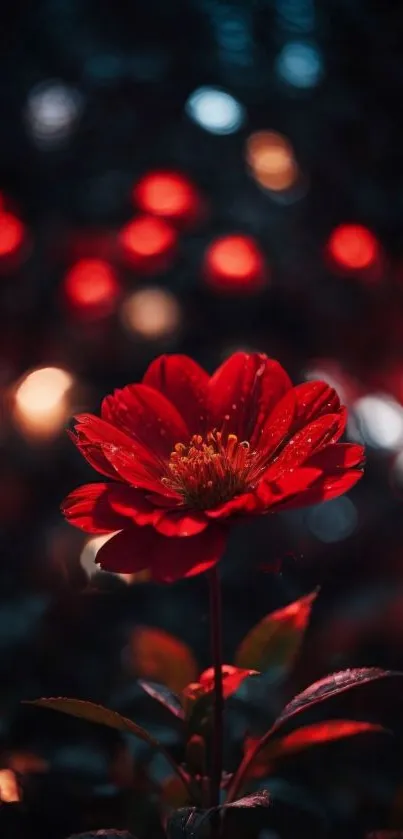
[62,353,364,582]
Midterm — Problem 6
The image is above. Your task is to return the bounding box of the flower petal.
[306,442,365,472]
[67,429,119,480]
[258,389,296,458]
[275,469,364,510]
[154,510,208,536]
[102,383,189,457]
[258,467,323,507]
[208,352,292,441]
[206,491,260,519]
[62,483,130,533]
[74,414,164,493]
[106,484,164,526]
[292,381,341,430]
[267,413,347,480]
[101,444,177,496]
[96,524,228,581]
[142,354,209,434]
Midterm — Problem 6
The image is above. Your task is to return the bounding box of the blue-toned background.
[2,2,403,837]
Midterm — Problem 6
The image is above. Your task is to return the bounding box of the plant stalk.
[208,565,224,812]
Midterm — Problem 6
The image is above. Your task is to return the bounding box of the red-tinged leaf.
[199,665,259,699]
[367,834,403,838]
[67,833,136,839]
[161,775,193,809]
[225,791,270,808]
[227,668,403,802]
[24,698,161,747]
[139,680,185,720]
[25,697,192,797]
[182,667,258,733]
[129,627,198,694]
[244,720,386,778]
[167,791,270,838]
[235,591,317,673]
[272,667,403,734]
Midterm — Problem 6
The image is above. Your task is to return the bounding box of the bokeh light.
[12,367,74,441]
[133,171,201,227]
[305,497,358,543]
[0,769,20,803]
[304,359,358,406]
[351,394,403,450]
[246,131,299,192]
[80,533,115,578]
[0,211,25,259]
[275,41,323,88]
[121,287,182,340]
[63,258,120,320]
[24,80,83,147]
[327,224,380,271]
[185,86,246,135]
[204,234,267,293]
[119,214,177,272]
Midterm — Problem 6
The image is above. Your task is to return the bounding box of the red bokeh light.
[119,214,177,273]
[63,259,120,320]
[133,171,200,227]
[0,212,25,258]
[327,224,380,271]
[204,234,267,293]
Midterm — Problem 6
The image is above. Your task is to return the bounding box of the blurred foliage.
[3,0,403,837]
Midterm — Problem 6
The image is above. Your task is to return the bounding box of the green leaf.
[24,697,162,749]
[235,590,317,673]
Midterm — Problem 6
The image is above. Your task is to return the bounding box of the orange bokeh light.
[119,215,177,272]
[121,287,181,340]
[204,234,267,293]
[0,211,25,257]
[133,171,200,226]
[0,769,20,803]
[246,131,298,192]
[327,224,380,271]
[63,258,120,319]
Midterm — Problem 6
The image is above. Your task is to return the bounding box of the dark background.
[2,1,403,837]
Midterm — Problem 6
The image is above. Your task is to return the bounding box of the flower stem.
[208,565,224,812]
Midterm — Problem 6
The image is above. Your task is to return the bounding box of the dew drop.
[232,403,237,410]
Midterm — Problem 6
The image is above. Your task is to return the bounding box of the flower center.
[161,431,267,509]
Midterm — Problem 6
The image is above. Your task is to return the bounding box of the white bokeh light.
[351,394,403,450]
[306,497,358,544]
[275,41,323,88]
[25,80,83,147]
[12,366,74,440]
[80,534,115,578]
[185,86,246,135]
[80,533,140,584]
